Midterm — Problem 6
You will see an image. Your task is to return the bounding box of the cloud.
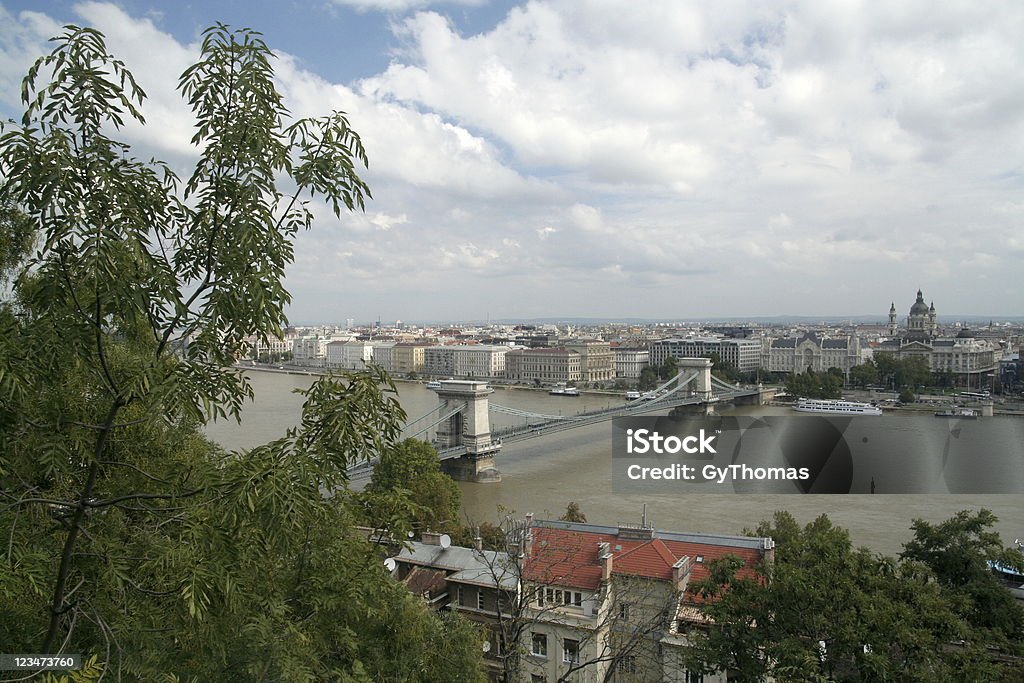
[1,1,1022,319]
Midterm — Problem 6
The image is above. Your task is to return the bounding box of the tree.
[361,438,463,538]
[686,511,1003,682]
[848,359,879,388]
[0,24,485,680]
[901,509,1024,650]
[559,501,587,523]
[638,366,658,390]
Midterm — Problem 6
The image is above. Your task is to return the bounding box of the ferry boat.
[549,385,580,397]
[625,391,641,401]
[934,407,978,419]
[989,560,1024,601]
[793,398,882,416]
[425,380,442,390]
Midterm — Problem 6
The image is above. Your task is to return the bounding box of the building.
[391,532,517,679]
[424,346,458,376]
[519,519,773,683]
[564,340,615,384]
[505,348,582,384]
[876,290,999,384]
[325,340,373,370]
[649,337,761,373]
[392,343,427,375]
[371,341,397,373]
[614,347,650,380]
[453,345,509,379]
[768,332,862,375]
[389,519,774,683]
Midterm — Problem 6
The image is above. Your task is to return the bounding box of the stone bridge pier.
[676,357,713,400]
[434,380,501,483]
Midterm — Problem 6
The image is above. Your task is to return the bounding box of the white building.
[325,340,373,370]
[649,337,761,373]
[614,347,649,379]
[453,345,508,378]
[370,341,397,373]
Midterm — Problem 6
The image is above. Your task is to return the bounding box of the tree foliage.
[0,23,484,680]
[784,367,843,399]
[361,438,463,538]
[685,511,1016,682]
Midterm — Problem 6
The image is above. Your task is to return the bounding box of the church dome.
[909,289,929,315]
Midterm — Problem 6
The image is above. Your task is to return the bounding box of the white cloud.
[1,1,1022,319]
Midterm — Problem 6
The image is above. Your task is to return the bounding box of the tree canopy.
[0,24,485,681]
[685,510,1023,682]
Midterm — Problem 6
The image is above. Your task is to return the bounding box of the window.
[531,675,545,683]
[531,633,547,657]
[685,672,704,683]
[477,589,486,611]
[618,602,630,620]
[618,655,636,674]
[562,639,580,664]
[573,591,583,607]
[457,585,465,607]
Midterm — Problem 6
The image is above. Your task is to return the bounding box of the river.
[204,370,1024,556]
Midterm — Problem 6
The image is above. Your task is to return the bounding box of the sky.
[1,1,1022,323]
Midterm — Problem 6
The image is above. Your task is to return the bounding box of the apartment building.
[649,337,761,373]
[505,348,582,384]
[614,347,650,380]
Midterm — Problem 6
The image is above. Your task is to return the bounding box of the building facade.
[564,340,615,384]
[614,348,650,380]
[768,332,862,375]
[649,337,762,373]
[505,348,583,384]
[876,291,999,382]
[325,340,373,370]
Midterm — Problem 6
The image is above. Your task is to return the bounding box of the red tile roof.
[523,526,763,592]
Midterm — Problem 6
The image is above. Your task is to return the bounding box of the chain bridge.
[349,358,775,483]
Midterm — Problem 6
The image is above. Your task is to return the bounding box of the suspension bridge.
[349,357,775,483]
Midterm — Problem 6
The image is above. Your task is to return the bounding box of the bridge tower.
[676,357,713,400]
[434,380,502,483]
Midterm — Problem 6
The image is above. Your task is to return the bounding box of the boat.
[425,380,442,390]
[934,407,978,419]
[549,384,580,397]
[793,398,882,415]
[989,561,1024,601]
[625,391,641,401]
[640,392,657,401]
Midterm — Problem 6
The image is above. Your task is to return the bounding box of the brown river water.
[204,370,1024,556]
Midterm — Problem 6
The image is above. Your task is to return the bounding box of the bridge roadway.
[434,388,753,461]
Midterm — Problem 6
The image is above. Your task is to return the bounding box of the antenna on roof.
[383,558,397,572]
[642,503,648,528]
[439,534,451,549]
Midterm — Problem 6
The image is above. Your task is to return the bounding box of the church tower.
[888,302,898,337]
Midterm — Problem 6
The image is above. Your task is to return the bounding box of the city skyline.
[2,1,1022,320]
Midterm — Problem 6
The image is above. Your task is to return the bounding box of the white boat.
[625,391,641,401]
[989,561,1024,601]
[425,381,442,390]
[549,384,580,396]
[793,398,882,416]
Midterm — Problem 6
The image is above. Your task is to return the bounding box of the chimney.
[672,556,692,592]
[473,527,483,552]
[762,537,776,568]
[598,542,613,582]
[422,531,443,546]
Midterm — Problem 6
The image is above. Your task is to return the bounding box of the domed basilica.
[877,290,997,383]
